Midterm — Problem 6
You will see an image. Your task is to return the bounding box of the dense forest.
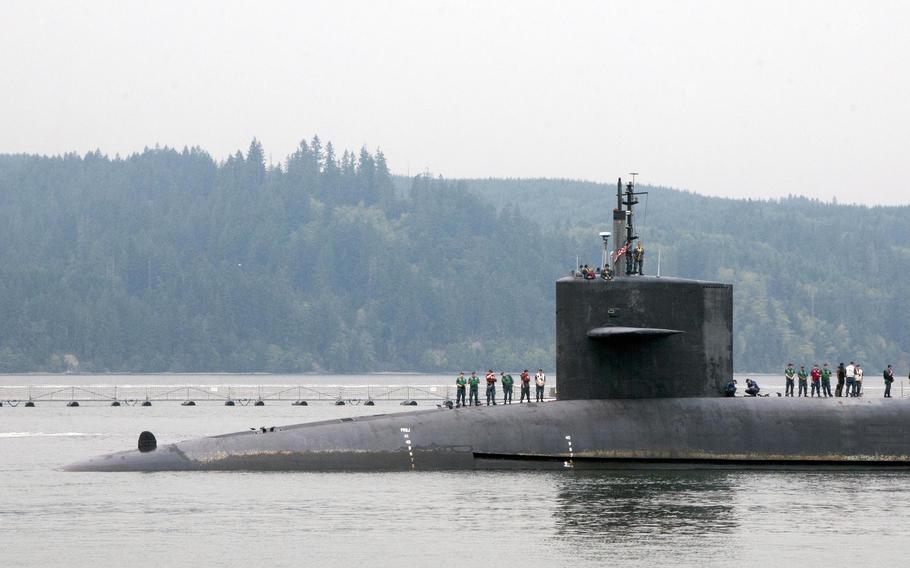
[0,142,907,374]
[0,140,568,373]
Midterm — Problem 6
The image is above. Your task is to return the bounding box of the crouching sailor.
[724,379,737,397]
[745,379,760,397]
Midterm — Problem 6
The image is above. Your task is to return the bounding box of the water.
[2,374,909,567]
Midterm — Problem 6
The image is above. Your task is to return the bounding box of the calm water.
[2,374,909,567]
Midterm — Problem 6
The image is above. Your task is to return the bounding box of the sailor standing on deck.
[535,369,547,402]
[519,369,532,403]
[455,372,467,408]
[836,363,846,397]
[821,363,833,397]
[784,363,796,397]
[501,372,514,404]
[797,365,809,397]
[884,365,895,398]
[810,364,822,397]
[845,362,856,397]
[855,364,864,397]
[468,371,480,406]
[485,370,497,406]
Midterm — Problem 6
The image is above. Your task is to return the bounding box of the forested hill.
[0,144,907,374]
[0,141,568,373]
[464,178,910,373]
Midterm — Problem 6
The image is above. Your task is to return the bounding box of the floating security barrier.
[225,400,236,406]
[141,400,152,407]
[291,400,308,406]
[253,400,265,407]
[335,399,346,406]
[400,400,418,406]
[138,431,157,453]
[111,401,121,406]
[181,401,196,406]
[24,401,36,407]
[364,399,375,406]
[66,401,80,407]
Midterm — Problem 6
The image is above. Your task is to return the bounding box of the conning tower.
[556,176,732,399]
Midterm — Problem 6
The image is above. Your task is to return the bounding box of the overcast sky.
[2,1,908,204]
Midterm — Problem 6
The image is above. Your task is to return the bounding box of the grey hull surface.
[66,398,910,472]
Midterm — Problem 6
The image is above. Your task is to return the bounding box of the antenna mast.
[610,173,648,277]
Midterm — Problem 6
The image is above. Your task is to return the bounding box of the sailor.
[745,378,760,397]
[810,364,821,397]
[784,363,796,397]
[455,372,467,408]
[468,371,480,406]
[884,365,895,398]
[485,370,497,406]
[797,365,809,397]
[845,361,856,397]
[835,362,846,397]
[821,363,833,397]
[855,364,864,397]
[724,379,737,397]
[633,241,645,274]
[535,369,547,402]
[501,372,514,404]
[519,369,532,403]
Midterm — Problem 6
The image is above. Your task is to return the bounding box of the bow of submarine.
[65,402,580,472]
[66,442,199,472]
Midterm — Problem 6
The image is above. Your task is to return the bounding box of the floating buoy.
[400,400,418,406]
[364,399,375,406]
[110,400,121,406]
[225,400,236,406]
[291,400,308,406]
[253,400,265,406]
[24,401,36,407]
[335,399,346,406]
[441,400,454,409]
[66,401,80,407]
[138,431,157,453]
[141,400,152,407]
[181,401,196,406]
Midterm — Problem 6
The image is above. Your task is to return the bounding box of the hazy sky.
[2,1,909,204]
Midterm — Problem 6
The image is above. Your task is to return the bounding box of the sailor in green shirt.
[500,372,514,405]
[468,371,480,406]
[784,364,796,397]
[797,365,809,397]
[820,363,833,397]
[455,372,467,408]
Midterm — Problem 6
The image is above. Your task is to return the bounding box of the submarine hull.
[67,398,910,472]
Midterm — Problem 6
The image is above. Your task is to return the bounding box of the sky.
[1,0,909,205]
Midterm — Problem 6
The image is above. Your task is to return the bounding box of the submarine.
[68,178,910,472]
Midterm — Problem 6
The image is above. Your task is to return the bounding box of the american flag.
[611,241,630,263]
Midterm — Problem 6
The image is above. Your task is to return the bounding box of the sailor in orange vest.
[485,370,497,406]
[519,369,532,403]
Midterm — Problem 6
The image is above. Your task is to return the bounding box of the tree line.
[0,141,907,374]
[0,139,565,373]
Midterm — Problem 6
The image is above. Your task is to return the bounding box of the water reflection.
[553,471,738,540]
